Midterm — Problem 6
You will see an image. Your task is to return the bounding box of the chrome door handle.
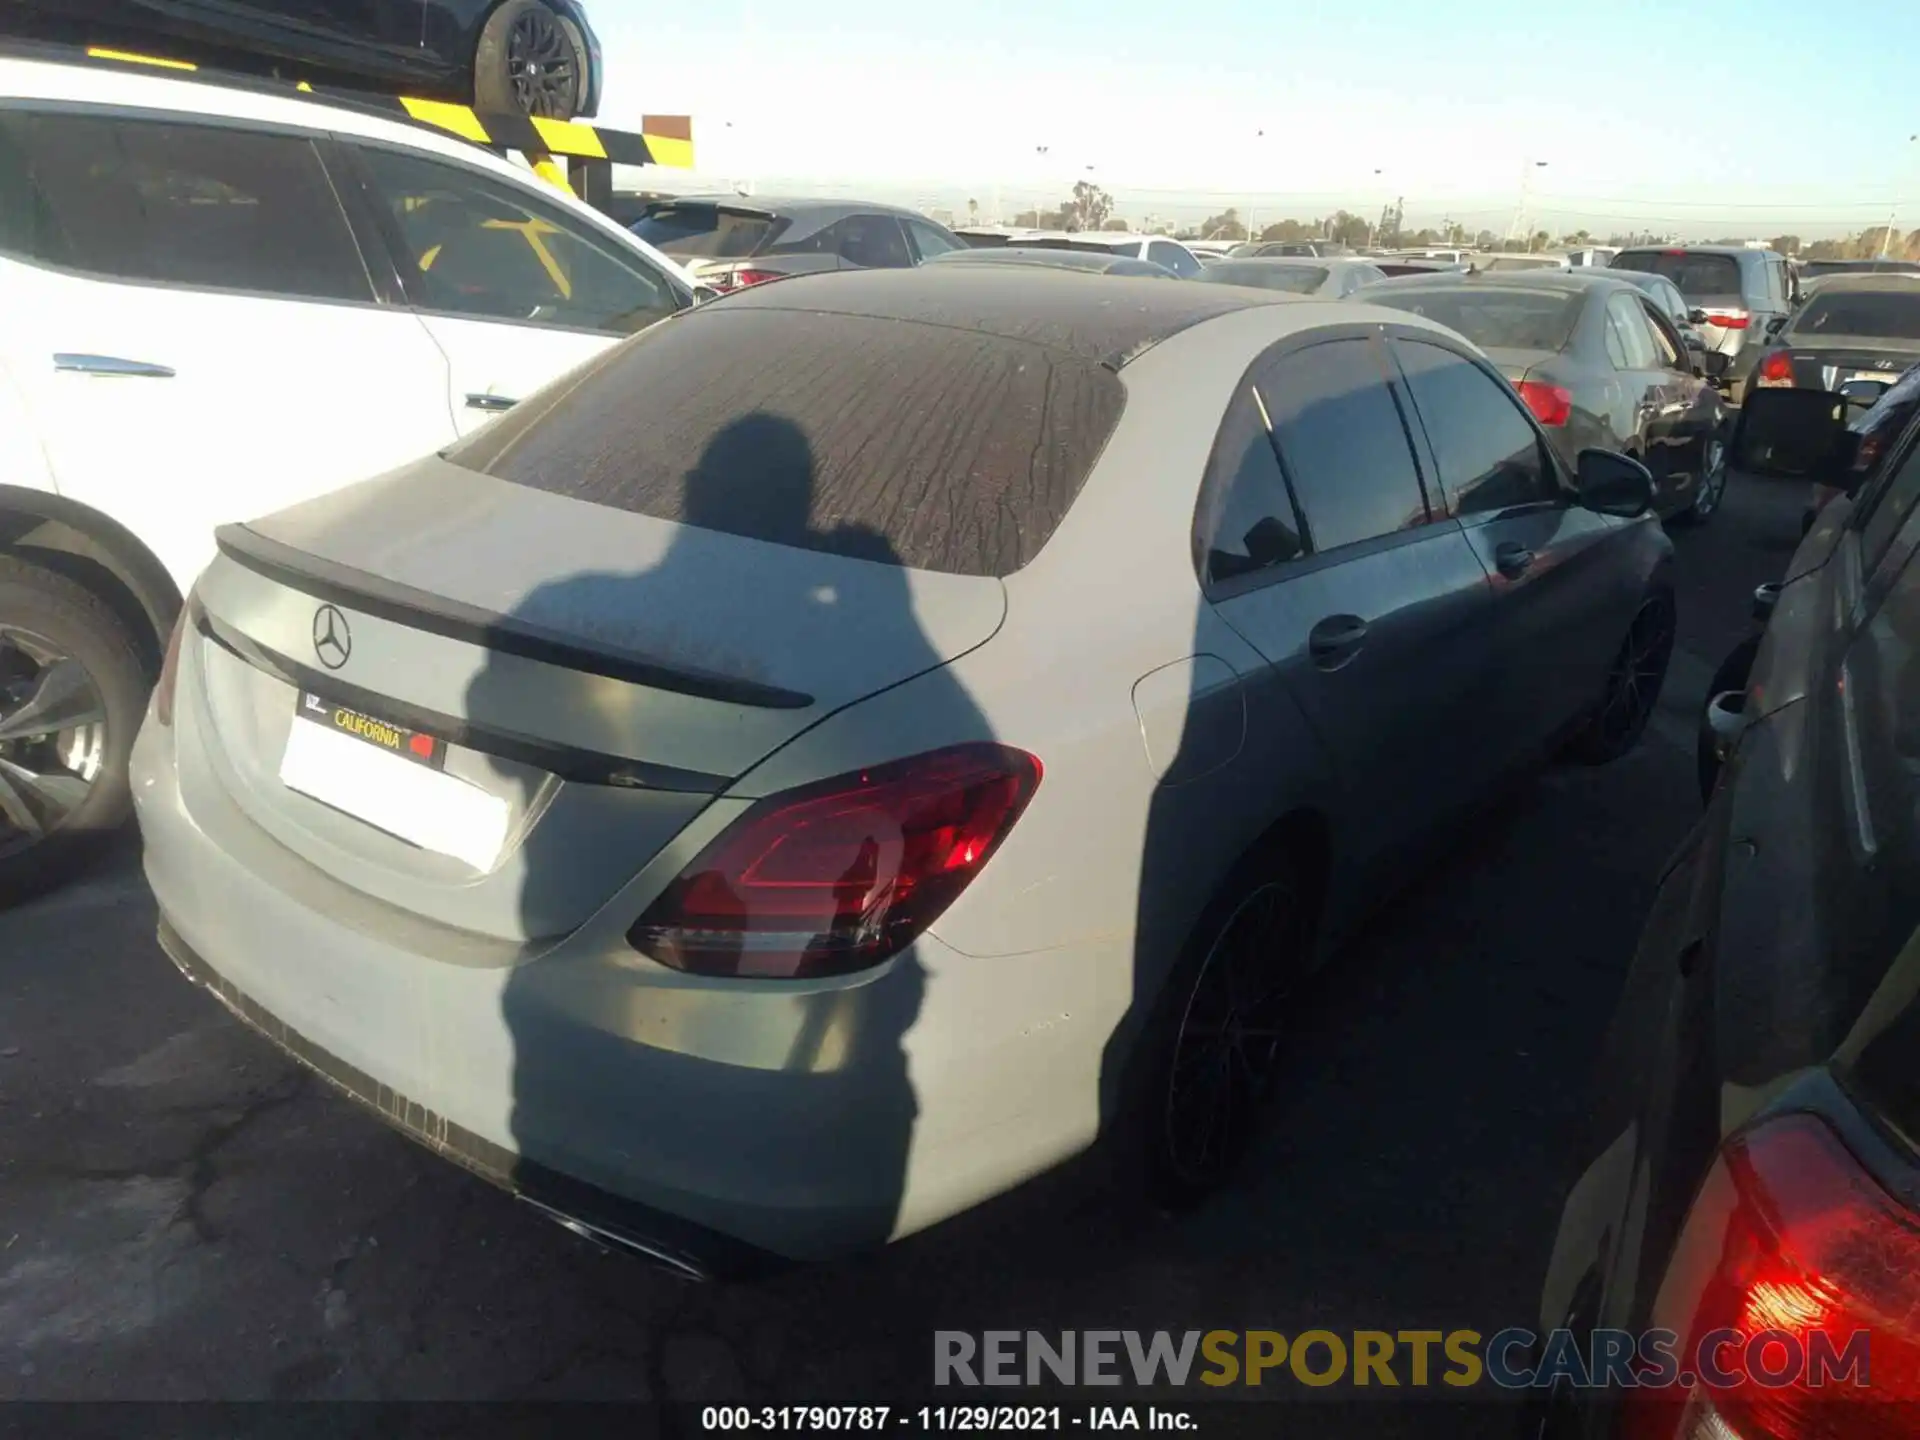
[53,353,175,378]
[1494,540,1535,576]
[464,393,517,413]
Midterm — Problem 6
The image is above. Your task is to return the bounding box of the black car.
[2,0,602,117]
[920,247,1176,279]
[1531,386,1920,1437]
[1365,271,1729,523]
[629,197,966,293]
[1747,275,1920,399]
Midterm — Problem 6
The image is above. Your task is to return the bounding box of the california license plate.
[278,693,510,871]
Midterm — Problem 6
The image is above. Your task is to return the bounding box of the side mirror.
[1753,582,1781,624]
[1728,387,1862,490]
[692,284,724,304]
[1700,350,1731,380]
[1575,449,1655,517]
[1838,377,1890,408]
[1765,315,1789,337]
[1687,307,1709,325]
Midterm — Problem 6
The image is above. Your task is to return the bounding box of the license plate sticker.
[279,694,509,871]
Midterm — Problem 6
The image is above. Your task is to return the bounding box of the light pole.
[1507,159,1549,248]
[1881,134,1918,259]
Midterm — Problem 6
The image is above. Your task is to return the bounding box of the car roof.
[927,247,1171,275]
[645,195,932,222]
[708,266,1296,368]
[0,52,698,285]
[1797,273,1920,295]
[1615,244,1770,258]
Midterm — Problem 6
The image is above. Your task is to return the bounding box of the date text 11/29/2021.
[700,1407,1198,1431]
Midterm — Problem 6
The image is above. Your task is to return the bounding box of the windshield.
[1368,287,1583,351]
[1202,262,1327,293]
[630,205,780,258]
[1790,290,1920,340]
[1613,251,1743,300]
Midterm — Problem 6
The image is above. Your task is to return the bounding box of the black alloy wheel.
[474,2,585,120]
[1570,590,1677,764]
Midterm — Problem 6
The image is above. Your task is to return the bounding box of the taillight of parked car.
[706,267,783,293]
[628,744,1043,980]
[1703,309,1752,331]
[153,599,191,728]
[1517,380,1573,427]
[1627,1113,1920,1439]
[1755,351,1796,388]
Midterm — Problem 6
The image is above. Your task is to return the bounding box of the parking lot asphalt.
[0,473,1806,1418]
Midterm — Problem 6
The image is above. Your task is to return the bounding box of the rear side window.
[444,309,1127,577]
[630,205,778,258]
[832,214,913,269]
[1393,339,1555,516]
[0,110,370,301]
[354,145,682,335]
[1792,292,1920,341]
[1197,389,1305,585]
[1368,287,1582,352]
[1614,251,1743,301]
[1257,337,1431,551]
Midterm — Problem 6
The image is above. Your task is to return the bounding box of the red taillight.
[153,602,189,727]
[629,744,1043,979]
[708,266,782,292]
[1629,1114,1920,1439]
[1755,350,1795,387]
[1706,310,1751,330]
[1517,380,1573,427]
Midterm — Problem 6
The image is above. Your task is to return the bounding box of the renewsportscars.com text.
[933,1328,1873,1391]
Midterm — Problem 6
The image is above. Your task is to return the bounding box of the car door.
[1387,331,1638,759]
[1636,295,1718,480]
[1198,331,1495,868]
[341,141,688,437]
[1604,292,1684,484]
[0,107,455,598]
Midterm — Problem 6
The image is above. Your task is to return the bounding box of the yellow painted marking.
[87,47,197,71]
[399,98,493,145]
[296,81,313,92]
[481,218,570,297]
[642,135,695,170]
[529,116,607,159]
[419,243,442,271]
[528,155,572,194]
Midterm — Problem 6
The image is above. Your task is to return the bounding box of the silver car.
[134,267,1675,1272]
[1196,256,1389,297]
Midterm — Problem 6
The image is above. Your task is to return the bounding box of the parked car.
[0,50,696,903]
[629,198,965,293]
[2,0,603,118]
[1478,252,1571,273]
[1195,257,1389,297]
[1607,268,1714,364]
[1561,246,1618,268]
[136,265,1675,1273]
[1748,274,1920,398]
[1610,245,1797,403]
[1365,272,1729,522]
[1798,256,1920,282]
[1372,260,1471,278]
[1803,356,1920,535]
[921,247,1176,279]
[1229,240,1355,259]
[1020,232,1207,278]
[1531,385,1920,1438]
[951,226,1051,250]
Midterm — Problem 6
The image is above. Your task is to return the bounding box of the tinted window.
[630,204,777,258]
[904,218,960,261]
[1791,291,1920,341]
[1197,390,1305,584]
[1368,287,1582,352]
[1204,262,1326,294]
[1613,251,1744,301]
[1150,242,1202,278]
[835,214,913,268]
[1658,280,1687,319]
[357,146,681,334]
[1394,339,1554,516]
[1258,338,1430,551]
[443,309,1128,578]
[1639,301,1684,369]
[0,111,369,301]
[1607,295,1660,369]
[1858,437,1920,574]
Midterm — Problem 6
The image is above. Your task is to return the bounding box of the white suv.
[0,51,696,901]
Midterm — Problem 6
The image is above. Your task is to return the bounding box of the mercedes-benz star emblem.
[312,605,351,670]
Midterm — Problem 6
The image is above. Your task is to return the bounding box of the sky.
[585,0,1920,238]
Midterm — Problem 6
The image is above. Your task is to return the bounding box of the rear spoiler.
[212,524,814,711]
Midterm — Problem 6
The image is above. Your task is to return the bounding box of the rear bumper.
[130,671,1117,1263]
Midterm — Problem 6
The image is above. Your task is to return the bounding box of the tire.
[0,556,149,908]
[1672,431,1728,528]
[1117,844,1314,1210]
[1567,587,1678,766]
[1696,635,1761,804]
[472,0,587,120]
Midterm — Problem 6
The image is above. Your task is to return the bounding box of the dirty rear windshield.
[1367,288,1582,352]
[629,205,779,259]
[1613,251,1743,300]
[1792,290,1920,341]
[1209,263,1327,293]
[442,308,1128,578]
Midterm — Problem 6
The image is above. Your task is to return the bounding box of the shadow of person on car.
[468,410,994,1292]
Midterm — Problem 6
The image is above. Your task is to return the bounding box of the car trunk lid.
[183,458,1008,944]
